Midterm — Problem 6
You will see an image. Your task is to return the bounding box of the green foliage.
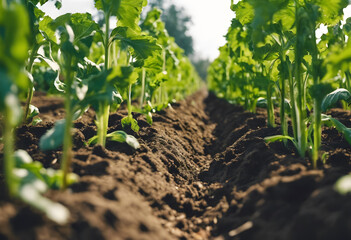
[94,0,145,31]
[39,120,65,151]
[121,115,140,133]
[0,0,200,220]
[88,130,140,149]
[321,88,351,112]
[14,149,77,224]
[209,0,351,164]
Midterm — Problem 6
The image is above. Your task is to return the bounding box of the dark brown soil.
[1,90,351,240]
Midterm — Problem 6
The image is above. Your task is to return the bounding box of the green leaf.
[309,83,333,102]
[39,16,57,44]
[94,0,145,31]
[315,0,348,26]
[54,74,65,92]
[321,88,351,112]
[107,130,140,149]
[28,104,40,119]
[110,27,162,61]
[17,182,70,224]
[39,120,65,151]
[256,97,267,108]
[146,112,153,125]
[121,115,140,133]
[40,168,79,189]
[32,117,43,126]
[232,0,254,25]
[265,135,298,149]
[324,116,351,146]
[14,150,34,166]
[88,130,140,149]
[87,135,98,145]
[0,70,22,126]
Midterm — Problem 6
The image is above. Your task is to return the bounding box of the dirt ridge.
[1,91,351,240]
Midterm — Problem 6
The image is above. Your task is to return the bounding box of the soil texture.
[1,90,351,240]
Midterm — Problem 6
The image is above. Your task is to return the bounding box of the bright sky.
[40,1,351,61]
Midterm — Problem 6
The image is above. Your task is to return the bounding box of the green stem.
[128,83,132,118]
[140,68,146,109]
[96,12,111,147]
[312,99,321,167]
[104,13,110,70]
[311,21,321,166]
[3,113,15,196]
[97,103,110,146]
[280,73,287,136]
[288,64,297,140]
[23,43,40,123]
[295,5,307,158]
[267,83,275,127]
[61,56,73,190]
[345,71,351,92]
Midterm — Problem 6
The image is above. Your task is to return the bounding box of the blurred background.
[40,0,351,81]
[40,0,233,81]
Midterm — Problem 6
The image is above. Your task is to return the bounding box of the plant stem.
[140,67,146,109]
[345,71,351,92]
[280,72,287,135]
[312,99,321,166]
[23,43,40,123]
[288,63,297,140]
[267,82,275,127]
[295,4,307,158]
[311,20,321,166]
[104,13,110,70]
[61,56,73,190]
[97,103,110,146]
[128,83,132,118]
[97,12,111,147]
[3,113,15,196]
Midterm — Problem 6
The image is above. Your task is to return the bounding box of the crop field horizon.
[2,0,351,239]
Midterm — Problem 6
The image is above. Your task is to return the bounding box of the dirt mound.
[1,91,351,240]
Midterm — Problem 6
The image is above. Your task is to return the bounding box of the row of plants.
[209,0,351,167]
[0,0,200,223]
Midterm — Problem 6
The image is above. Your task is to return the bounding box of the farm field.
[1,90,351,239]
[3,0,351,239]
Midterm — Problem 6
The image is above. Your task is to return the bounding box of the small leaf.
[18,184,70,224]
[54,74,65,92]
[106,130,140,149]
[87,135,98,146]
[256,97,267,108]
[264,135,298,149]
[121,116,140,133]
[39,120,65,151]
[321,88,351,112]
[28,104,40,119]
[14,150,33,166]
[309,83,333,102]
[325,116,351,145]
[146,112,153,125]
[32,117,43,126]
[125,134,140,149]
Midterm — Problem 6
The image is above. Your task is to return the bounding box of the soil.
[1,90,351,240]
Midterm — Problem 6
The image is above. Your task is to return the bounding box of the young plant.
[0,0,30,196]
[93,0,146,145]
[38,13,99,188]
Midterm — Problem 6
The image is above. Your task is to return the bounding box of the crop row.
[209,0,351,168]
[0,0,200,223]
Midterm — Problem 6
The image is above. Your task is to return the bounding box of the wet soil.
[1,90,351,240]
